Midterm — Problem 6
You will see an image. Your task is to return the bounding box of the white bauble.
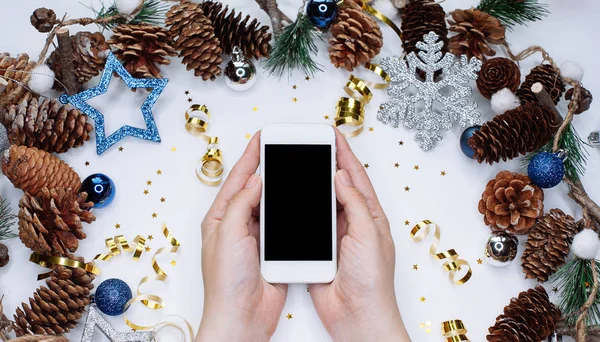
[116,0,142,15]
[28,64,55,95]
[572,228,600,260]
[560,60,584,82]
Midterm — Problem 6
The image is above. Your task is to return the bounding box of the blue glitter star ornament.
[60,52,168,154]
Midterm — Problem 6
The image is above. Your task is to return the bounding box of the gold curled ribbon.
[29,254,101,280]
[93,235,146,262]
[154,315,194,342]
[361,3,402,41]
[185,104,224,186]
[410,220,472,285]
[442,319,470,342]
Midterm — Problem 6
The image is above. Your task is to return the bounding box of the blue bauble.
[527,152,565,188]
[306,0,338,30]
[95,278,132,316]
[460,125,481,159]
[81,173,115,208]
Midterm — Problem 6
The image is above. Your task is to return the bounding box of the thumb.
[218,174,262,242]
[335,169,378,242]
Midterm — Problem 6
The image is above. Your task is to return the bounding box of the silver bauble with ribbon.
[484,231,518,267]
[224,46,257,91]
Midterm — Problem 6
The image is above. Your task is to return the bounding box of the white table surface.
[1,0,599,341]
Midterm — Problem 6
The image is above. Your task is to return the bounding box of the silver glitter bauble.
[0,124,9,154]
[224,46,257,91]
[484,231,518,267]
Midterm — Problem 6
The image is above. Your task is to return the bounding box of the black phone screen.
[264,144,333,261]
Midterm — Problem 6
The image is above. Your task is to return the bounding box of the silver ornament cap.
[224,46,257,91]
[484,231,518,267]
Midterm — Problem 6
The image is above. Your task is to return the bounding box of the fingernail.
[337,169,352,187]
[245,174,259,188]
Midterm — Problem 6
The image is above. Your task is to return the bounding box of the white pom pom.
[490,88,520,114]
[115,0,142,15]
[572,228,600,260]
[560,60,584,82]
[28,64,55,95]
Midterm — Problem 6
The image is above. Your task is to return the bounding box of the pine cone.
[400,0,448,57]
[18,187,95,256]
[30,8,57,33]
[165,1,223,81]
[47,31,110,91]
[516,64,565,105]
[328,0,383,71]
[487,286,561,341]
[477,57,520,99]
[521,209,579,282]
[200,1,272,59]
[1,145,81,197]
[565,86,593,114]
[13,256,95,336]
[478,170,544,235]
[2,98,92,154]
[448,8,506,60]
[107,24,176,79]
[0,53,36,111]
[468,103,559,164]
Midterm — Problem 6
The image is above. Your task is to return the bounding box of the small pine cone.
[165,1,223,81]
[1,145,81,197]
[448,8,506,60]
[521,209,579,282]
[477,57,521,99]
[47,31,110,91]
[0,243,8,267]
[401,0,448,57]
[2,98,92,154]
[200,1,272,59]
[30,8,57,33]
[328,0,383,71]
[516,64,566,105]
[108,24,177,79]
[468,102,559,164]
[565,86,593,114]
[478,170,544,235]
[487,286,561,341]
[0,53,37,111]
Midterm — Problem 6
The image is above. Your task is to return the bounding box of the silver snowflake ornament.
[377,32,482,151]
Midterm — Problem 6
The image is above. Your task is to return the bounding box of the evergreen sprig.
[551,258,600,326]
[0,197,16,241]
[86,0,169,30]
[263,13,323,79]
[477,0,549,31]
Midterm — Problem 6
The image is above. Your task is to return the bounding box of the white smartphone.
[260,123,337,283]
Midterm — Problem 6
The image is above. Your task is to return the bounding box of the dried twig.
[55,28,77,95]
[557,322,600,341]
[255,0,293,39]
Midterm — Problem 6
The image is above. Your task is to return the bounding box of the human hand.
[309,129,411,342]
[197,132,287,342]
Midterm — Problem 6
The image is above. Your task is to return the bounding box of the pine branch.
[477,0,549,31]
[86,0,169,30]
[551,259,600,326]
[0,197,16,241]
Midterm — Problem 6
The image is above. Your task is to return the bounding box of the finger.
[217,174,262,243]
[335,170,378,243]
[202,132,260,240]
[334,128,390,233]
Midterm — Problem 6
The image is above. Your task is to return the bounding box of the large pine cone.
[107,24,177,79]
[400,0,448,57]
[477,57,520,99]
[166,1,223,81]
[468,103,559,164]
[2,98,92,154]
[18,187,95,256]
[521,209,579,282]
[478,170,544,235]
[487,286,561,341]
[329,0,383,71]
[47,31,110,91]
[200,1,272,59]
[448,8,506,60]
[516,64,565,105]
[0,53,36,111]
[13,256,95,336]
[1,145,81,196]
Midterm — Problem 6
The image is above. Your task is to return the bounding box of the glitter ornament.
[527,151,565,188]
[460,125,480,158]
[484,231,518,267]
[81,173,116,208]
[60,51,167,154]
[82,304,154,342]
[377,32,482,151]
[224,46,257,91]
[306,0,338,30]
[95,278,132,316]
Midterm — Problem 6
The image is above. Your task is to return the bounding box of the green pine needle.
[551,258,600,326]
[263,13,323,79]
[0,197,16,241]
[85,0,169,30]
[477,0,549,30]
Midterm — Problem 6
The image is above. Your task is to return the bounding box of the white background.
[1,0,599,341]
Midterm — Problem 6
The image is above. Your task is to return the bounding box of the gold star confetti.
[184,90,190,95]
[425,328,431,334]
[147,180,152,186]
[143,190,149,195]
[170,260,177,266]
[292,85,297,89]
[324,115,329,120]
[585,281,591,288]
[85,161,90,166]
[420,296,426,303]
[160,197,166,203]
[441,171,447,176]
[286,313,293,319]
[413,264,418,270]
[405,220,410,225]
[363,163,370,169]
[398,141,404,146]
[245,133,251,139]
[187,98,193,103]
[394,163,400,168]
[368,127,374,132]
[305,76,310,81]
[152,212,157,218]
[118,146,124,152]
[419,321,432,334]
[292,97,297,103]
[171,147,177,152]
[405,186,410,192]
[156,169,162,175]
[477,259,483,264]
[379,105,383,110]
[145,247,151,252]
[414,165,420,170]
[148,235,154,240]
[115,223,121,229]
[253,107,258,112]
[552,287,559,293]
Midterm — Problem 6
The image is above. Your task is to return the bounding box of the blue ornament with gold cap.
[306,0,338,30]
